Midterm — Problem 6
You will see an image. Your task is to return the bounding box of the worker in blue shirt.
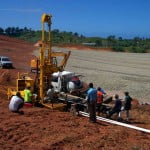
[87,83,97,123]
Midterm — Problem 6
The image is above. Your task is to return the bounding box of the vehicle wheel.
[0,65,3,69]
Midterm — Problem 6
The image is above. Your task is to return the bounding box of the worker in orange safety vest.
[97,87,103,116]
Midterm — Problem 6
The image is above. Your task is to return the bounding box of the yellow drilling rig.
[8,13,71,109]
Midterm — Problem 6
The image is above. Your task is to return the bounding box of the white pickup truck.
[0,56,13,68]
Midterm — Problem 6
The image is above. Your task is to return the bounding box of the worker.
[24,86,32,103]
[47,85,55,100]
[107,94,122,120]
[97,87,103,116]
[43,85,55,106]
[9,92,24,113]
[87,83,97,123]
[99,87,107,95]
[124,91,132,122]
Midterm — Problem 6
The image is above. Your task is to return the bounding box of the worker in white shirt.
[9,92,24,114]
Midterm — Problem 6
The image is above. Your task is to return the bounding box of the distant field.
[34,47,150,103]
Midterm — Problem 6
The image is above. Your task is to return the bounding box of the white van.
[0,56,13,68]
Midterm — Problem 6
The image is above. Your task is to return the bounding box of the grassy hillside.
[0,27,150,53]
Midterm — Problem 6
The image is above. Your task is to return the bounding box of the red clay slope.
[61,44,113,51]
[0,35,35,71]
[0,36,149,150]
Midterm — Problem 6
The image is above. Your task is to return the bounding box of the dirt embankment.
[0,36,149,150]
[60,44,113,52]
[0,35,36,71]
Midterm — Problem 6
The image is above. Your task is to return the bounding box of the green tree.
[107,35,116,46]
[95,39,102,46]
[118,37,123,41]
[74,32,78,37]
[5,27,12,35]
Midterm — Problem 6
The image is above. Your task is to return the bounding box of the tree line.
[0,27,150,53]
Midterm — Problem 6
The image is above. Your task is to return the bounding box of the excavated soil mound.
[0,36,149,150]
[132,99,140,107]
[0,70,12,85]
[0,35,36,70]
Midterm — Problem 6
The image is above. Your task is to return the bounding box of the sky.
[0,0,150,38]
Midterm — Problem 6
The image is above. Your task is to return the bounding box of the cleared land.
[51,47,150,104]
[0,36,149,150]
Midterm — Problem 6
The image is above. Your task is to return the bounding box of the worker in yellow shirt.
[24,86,32,103]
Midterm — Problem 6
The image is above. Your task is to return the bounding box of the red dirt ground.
[0,36,150,150]
[60,44,113,52]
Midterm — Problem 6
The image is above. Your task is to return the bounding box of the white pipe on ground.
[79,111,150,134]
